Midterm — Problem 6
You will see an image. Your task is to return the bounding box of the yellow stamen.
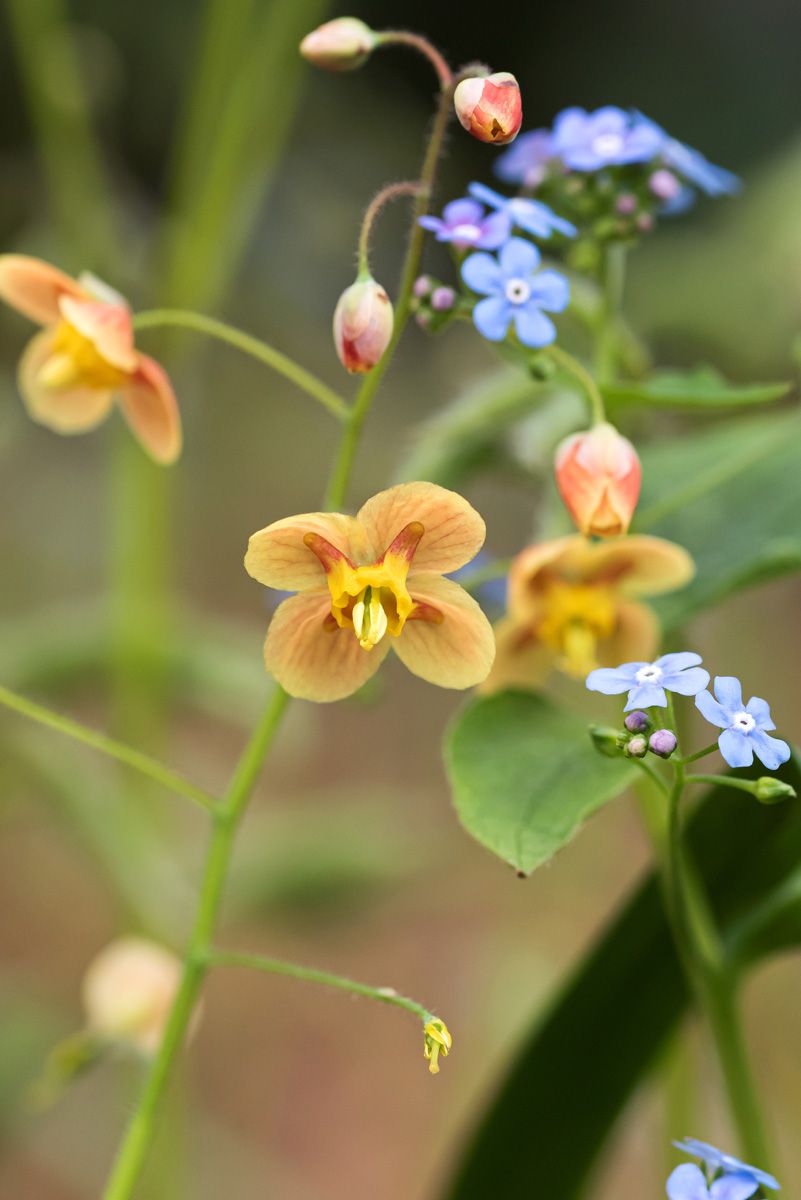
[352,586,389,650]
[36,319,128,392]
[537,580,616,677]
[423,1018,452,1075]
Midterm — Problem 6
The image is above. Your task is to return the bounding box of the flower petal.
[603,600,659,666]
[585,664,642,694]
[655,651,703,672]
[467,181,505,211]
[393,573,495,689]
[357,482,486,575]
[578,535,695,598]
[473,295,512,341]
[719,728,754,769]
[245,512,370,592]
[750,730,791,772]
[745,695,775,730]
[624,682,667,710]
[714,675,744,711]
[709,1175,759,1200]
[506,536,576,615]
[512,304,556,348]
[264,591,389,702]
[58,296,137,372]
[667,1164,711,1200]
[663,666,710,696]
[461,251,503,295]
[118,355,182,464]
[479,212,513,249]
[479,615,554,693]
[0,254,86,325]
[528,269,570,312]
[695,689,730,729]
[442,198,483,226]
[18,328,114,433]
[499,236,540,277]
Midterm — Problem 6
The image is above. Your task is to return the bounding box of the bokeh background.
[2,1,801,1197]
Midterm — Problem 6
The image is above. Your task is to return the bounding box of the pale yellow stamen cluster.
[352,585,390,650]
[38,319,126,392]
[537,579,617,677]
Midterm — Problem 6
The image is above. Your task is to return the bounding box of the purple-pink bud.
[624,710,651,734]
[431,286,456,312]
[649,169,681,202]
[413,275,434,299]
[453,72,522,146]
[625,735,648,759]
[300,17,376,72]
[333,277,393,373]
[649,729,678,759]
[615,193,638,216]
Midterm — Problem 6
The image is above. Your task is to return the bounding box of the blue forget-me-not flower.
[586,651,710,711]
[695,679,790,771]
[461,237,569,349]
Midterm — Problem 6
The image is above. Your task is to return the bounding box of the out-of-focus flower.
[0,255,181,462]
[484,534,693,690]
[649,728,677,758]
[423,1018,452,1074]
[82,938,185,1057]
[244,482,495,701]
[333,276,393,372]
[673,1139,779,1194]
[453,72,522,145]
[695,678,791,771]
[461,237,569,349]
[587,651,710,711]
[468,182,577,239]
[554,422,641,538]
[299,17,376,71]
[551,106,664,170]
[430,286,456,312]
[667,1164,759,1200]
[494,128,554,187]
[419,198,511,251]
[649,168,682,203]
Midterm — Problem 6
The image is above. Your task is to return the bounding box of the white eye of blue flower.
[592,132,625,158]
[732,711,756,734]
[451,223,482,241]
[635,663,663,685]
[504,278,531,305]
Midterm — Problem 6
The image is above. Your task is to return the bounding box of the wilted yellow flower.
[423,1018,452,1075]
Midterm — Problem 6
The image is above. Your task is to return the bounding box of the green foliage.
[445,691,636,875]
[603,366,790,410]
[634,409,801,626]
[444,755,801,1200]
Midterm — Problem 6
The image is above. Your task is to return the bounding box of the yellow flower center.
[305,521,425,652]
[537,579,617,677]
[423,1019,452,1075]
[37,319,128,392]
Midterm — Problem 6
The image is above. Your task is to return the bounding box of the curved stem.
[376,30,452,88]
[677,742,719,766]
[357,181,421,277]
[208,948,433,1022]
[324,83,454,510]
[101,686,290,1200]
[132,309,349,421]
[545,344,606,425]
[0,683,215,814]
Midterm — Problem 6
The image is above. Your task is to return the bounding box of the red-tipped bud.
[555,422,641,538]
[333,277,394,373]
[453,72,522,146]
[300,17,376,71]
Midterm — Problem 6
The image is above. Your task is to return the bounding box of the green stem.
[132,310,349,421]
[101,686,290,1200]
[593,242,627,384]
[684,773,756,794]
[545,344,606,425]
[324,82,454,510]
[208,948,432,1022]
[677,742,719,766]
[631,755,671,799]
[0,684,215,814]
[357,182,421,277]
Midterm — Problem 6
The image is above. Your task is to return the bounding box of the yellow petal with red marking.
[58,296,137,373]
[0,254,87,325]
[245,513,371,592]
[480,615,555,694]
[393,573,495,689]
[357,482,485,574]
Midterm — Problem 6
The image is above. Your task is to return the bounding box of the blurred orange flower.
[483,533,694,691]
[245,482,496,701]
[0,255,181,463]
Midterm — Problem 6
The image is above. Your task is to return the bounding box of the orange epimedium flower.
[483,534,694,692]
[244,482,496,702]
[555,422,641,537]
[0,255,181,463]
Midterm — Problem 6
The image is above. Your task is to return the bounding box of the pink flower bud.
[333,277,393,373]
[554,422,641,538]
[300,17,376,71]
[82,938,187,1057]
[453,72,522,146]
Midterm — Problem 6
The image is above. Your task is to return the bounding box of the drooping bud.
[333,277,394,373]
[82,938,186,1057]
[624,735,648,758]
[624,710,652,734]
[554,422,642,538]
[453,72,522,146]
[299,17,376,72]
[423,1018,452,1075]
[589,724,625,758]
[754,776,797,805]
[649,729,678,759]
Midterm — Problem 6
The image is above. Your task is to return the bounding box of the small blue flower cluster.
[667,1138,780,1199]
[586,652,790,771]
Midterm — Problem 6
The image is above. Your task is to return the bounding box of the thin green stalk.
[684,773,755,794]
[545,343,606,425]
[593,242,627,384]
[677,743,719,766]
[0,684,215,814]
[357,182,421,277]
[133,310,349,421]
[101,687,290,1200]
[208,948,432,1021]
[324,82,454,510]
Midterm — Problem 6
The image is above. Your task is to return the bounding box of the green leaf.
[603,366,791,410]
[443,755,801,1200]
[445,691,636,875]
[633,410,801,627]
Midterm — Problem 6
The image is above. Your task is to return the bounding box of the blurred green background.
[1,1,801,1197]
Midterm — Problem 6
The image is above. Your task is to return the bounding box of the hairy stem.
[357,181,422,277]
